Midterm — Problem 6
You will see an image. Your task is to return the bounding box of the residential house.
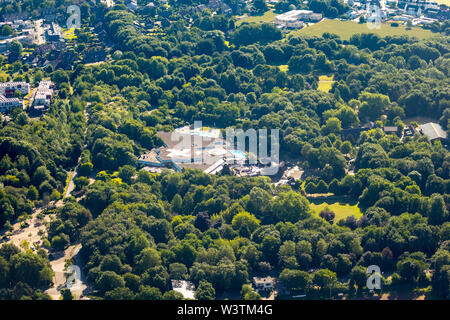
[253,277,275,292]
[0,82,30,97]
[46,23,62,42]
[0,94,22,113]
[275,10,323,29]
[33,80,55,109]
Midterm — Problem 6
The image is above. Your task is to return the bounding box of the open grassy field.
[278,64,289,72]
[310,201,363,222]
[236,9,277,26]
[317,75,335,92]
[290,19,438,40]
[62,28,77,40]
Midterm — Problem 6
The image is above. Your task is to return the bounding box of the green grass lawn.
[310,201,362,222]
[236,9,277,26]
[62,28,77,40]
[278,64,289,72]
[290,19,438,40]
[317,75,335,92]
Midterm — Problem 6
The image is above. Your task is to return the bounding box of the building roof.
[171,280,195,299]
[0,81,28,87]
[157,130,234,171]
[421,122,447,141]
[34,91,52,100]
[383,126,398,132]
[0,94,19,102]
[253,276,275,285]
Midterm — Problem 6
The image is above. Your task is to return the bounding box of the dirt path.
[1,207,51,251]
[45,244,91,300]
[44,106,93,299]
[64,107,90,199]
[1,104,93,300]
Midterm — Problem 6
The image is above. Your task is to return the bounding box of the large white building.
[0,94,22,113]
[275,10,323,28]
[0,81,30,97]
[33,80,55,108]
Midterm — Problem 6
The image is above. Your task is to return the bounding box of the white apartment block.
[0,81,30,97]
[0,94,22,113]
[33,80,55,107]
[275,10,323,28]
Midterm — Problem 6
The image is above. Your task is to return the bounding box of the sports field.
[236,9,277,26]
[290,19,438,40]
[310,201,363,222]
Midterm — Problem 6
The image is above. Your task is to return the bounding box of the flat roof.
[151,131,236,172]
[421,122,447,140]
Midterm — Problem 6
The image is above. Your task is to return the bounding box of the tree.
[316,180,328,193]
[289,55,315,73]
[313,269,337,291]
[169,263,188,280]
[261,235,281,265]
[358,92,390,121]
[232,23,281,46]
[341,141,352,154]
[321,117,341,135]
[96,271,125,294]
[305,182,317,194]
[350,266,367,292]
[247,187,272,220]
[271,191,310,223]
[27,186,39,201]
[32,166,51,186]
[118,165,136,184]
[428,194,448,225]
[232,211,260,234]
[253,0,268,13]
[279,241,298,269]
[171,194,183,214]
[279,269,312,293]
[136,286,162,300]
[74,176,89,191]
[124,273,141,293]
[241,284,261,300]
[163,290,184,300]
[396,258,427,283]
[135,248,161,274]
[0,24,14,36]
[432,265,450,299]
[51,234,69,251]
[51,69,69,86]
[61,289,73,300]
[194,211,211,232]
[9,40,22,62]
[195,280,215,300]
[78,162,93,177]
[10,252,53,288]
[319,207,335,223]
[105,287,135,300]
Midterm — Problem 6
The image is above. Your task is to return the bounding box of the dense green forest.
[0,0,449,300]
